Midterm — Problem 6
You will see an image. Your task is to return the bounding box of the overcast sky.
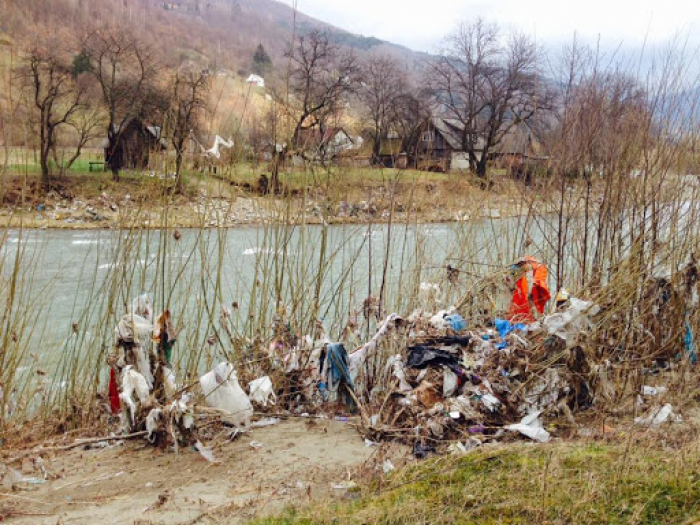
[283,0,699,54]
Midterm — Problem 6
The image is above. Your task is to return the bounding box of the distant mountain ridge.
[154,0,429,74]
[1,0,428,77]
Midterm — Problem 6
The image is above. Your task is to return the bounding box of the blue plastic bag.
[445,314,467,332]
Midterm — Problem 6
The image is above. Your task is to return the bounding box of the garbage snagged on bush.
[102,254,698,456]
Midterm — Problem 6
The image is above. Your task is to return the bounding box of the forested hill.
[0,0,428,76]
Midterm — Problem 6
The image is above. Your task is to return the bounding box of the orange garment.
[509,257,551,323]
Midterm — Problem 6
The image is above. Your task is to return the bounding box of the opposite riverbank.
[0,167,557,229]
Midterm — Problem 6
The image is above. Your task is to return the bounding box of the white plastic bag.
[248,376,276,406]
[443,367,458,397]
[131,293,154,324]
[120,366,151,426]
[542,298,600,347]
[200,362,253,427]
[506,411,551,443]
[115,314,153,346]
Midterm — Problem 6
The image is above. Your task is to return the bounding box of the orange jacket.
[509,257,551,323]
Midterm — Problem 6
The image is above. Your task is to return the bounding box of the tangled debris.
[100,254,700,458]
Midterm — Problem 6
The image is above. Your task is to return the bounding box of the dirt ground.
[4,419,409,524]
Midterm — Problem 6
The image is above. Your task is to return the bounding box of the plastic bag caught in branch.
[200,362,253,428]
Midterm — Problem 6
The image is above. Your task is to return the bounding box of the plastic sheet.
[542,297,600,347]
[120,366,151,426]
[248,376,276,406]
[200,362,253,428]
[506,411,551,442]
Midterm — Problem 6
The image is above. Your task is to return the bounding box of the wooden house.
[104,119,167,171]
[416,117,484,172]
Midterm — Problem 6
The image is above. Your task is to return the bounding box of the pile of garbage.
[106,294,280,457]
[104,254,700,456]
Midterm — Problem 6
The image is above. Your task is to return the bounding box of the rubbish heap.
[104,254,699,456]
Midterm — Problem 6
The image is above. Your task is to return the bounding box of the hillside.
[0,0,428,79]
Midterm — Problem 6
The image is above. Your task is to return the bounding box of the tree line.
[11,17,697,194]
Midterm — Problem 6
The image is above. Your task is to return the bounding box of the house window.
[422,131,435,142]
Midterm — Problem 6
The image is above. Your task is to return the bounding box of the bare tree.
[392,91,431,165]
[83,26,163,181]
[358,54,411,163]
[164,69,210,191]
[21,39,92,193]
[285,30,361,150]
[427,18,551,178]
[52,105,104,177]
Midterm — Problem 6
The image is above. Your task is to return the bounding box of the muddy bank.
[3,419,408,524]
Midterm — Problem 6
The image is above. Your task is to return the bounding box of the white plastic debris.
[134,345,154,388]
[199,362,254,428]
[115,314,153,346]
[163,367,177,399]
[364,439,379,447]
[120,366,151,426]
[382,460,395,474]
[195,441,216,463]
[448,437,482,455]
[248,376,276,407]
[443,367,458,397]
[542,297,600,348]
[146,408,164,441]
[429,311,450,330]
[388,354,413,394]
[249,441,264,450]
[641,385,667,397]
[506,411,551,443]
[348,313,401,382]
[131,293,154,323]
[634,403,681,428]
[481,393,501,412]
[250,417,281,428]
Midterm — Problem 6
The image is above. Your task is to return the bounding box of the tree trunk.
[476,157,487,179]
[174,146,184,193]
[40,122,51,193]
[107,126,120,182]
[40,151,51,193]
[372,135,381,165]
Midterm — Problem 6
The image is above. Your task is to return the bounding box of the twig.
[49,431,149,451]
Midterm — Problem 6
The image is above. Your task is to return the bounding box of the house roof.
[431,117,486,152]
[101,118,168,149]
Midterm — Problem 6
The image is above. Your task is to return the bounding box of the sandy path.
[5,419,408,524]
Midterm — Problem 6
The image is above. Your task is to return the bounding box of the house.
[493,125,549,185]
[297,126,363,161]
[416,117,485,172]
[104,119,167,171]
[246,74,265,88]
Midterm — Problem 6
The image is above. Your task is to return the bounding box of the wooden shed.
[105,119,167,171]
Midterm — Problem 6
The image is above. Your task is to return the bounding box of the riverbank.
[5,414,700,525]
[2,418,409,525]
[0,168,551,229]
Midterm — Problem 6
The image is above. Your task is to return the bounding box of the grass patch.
[255,442,700,525]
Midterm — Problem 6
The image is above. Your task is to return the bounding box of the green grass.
[255,442,700,525]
